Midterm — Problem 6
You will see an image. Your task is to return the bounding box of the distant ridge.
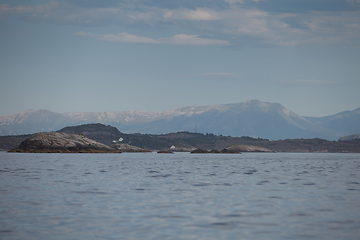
[339,133,360,141]
[0,100,357,140]
[304,107,360,134]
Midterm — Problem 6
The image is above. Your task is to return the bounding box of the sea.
[0,151,360,240]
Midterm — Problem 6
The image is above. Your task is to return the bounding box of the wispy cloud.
[77,31,158,44]
[278,79,338,85]
[77,31,230,45]
[163,8,221,21]
[0,2,59,14]
[1,1,360,47]
[348,0,360,3]
[159,34,230,45]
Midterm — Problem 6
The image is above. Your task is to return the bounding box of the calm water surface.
[0,152,360,239]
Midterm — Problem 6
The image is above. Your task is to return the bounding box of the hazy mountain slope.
[304,107,360,134]
[338,133,360,141]
[0,100,352,140]
[109,100,345,140]
[0,109,75,135]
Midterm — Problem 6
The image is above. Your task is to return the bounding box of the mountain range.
[1,100,359,140]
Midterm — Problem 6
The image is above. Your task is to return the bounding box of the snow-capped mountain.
[0,100,355,140]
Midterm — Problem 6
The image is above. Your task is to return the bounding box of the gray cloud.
[1,0,360,47]
[77,31,230,45]
[245,0,360,13]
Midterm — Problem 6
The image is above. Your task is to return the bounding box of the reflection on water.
[0,152,360,239]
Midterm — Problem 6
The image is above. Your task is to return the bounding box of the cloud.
[77,31,230,45]
[0,2,59,14]
[224,0,244,4]
[2,1,360,47]
[278,79,338,85]
[163,8,221,20]
[249,0,360,13]
[159,34,229,45]
[77,31,158,44]
[0,2,127,27]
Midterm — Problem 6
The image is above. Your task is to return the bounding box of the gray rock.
[226,144,272,152]
[111,143,150,152]
[9,132,119,153]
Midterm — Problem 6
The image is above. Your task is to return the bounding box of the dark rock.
[190,149,209,153]
[209,149,221,153]
[171,147,196,152]
[220,149,240,154]
[157,150,174,154]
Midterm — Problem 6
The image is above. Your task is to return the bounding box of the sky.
[0,0,359,117]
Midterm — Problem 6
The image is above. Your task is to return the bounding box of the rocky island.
[8,132,120,153]
[111,143,151,152]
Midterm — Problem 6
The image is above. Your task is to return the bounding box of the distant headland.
[3,123,360,153]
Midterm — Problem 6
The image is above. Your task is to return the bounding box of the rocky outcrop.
[157,150,174,154]
[9,132,120,153]
[111,143,150,152]
[191,149,209,153]
[209,149,221,153]
[219,149,240,154]
[191,148,240,154]
[226,144,272,152]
